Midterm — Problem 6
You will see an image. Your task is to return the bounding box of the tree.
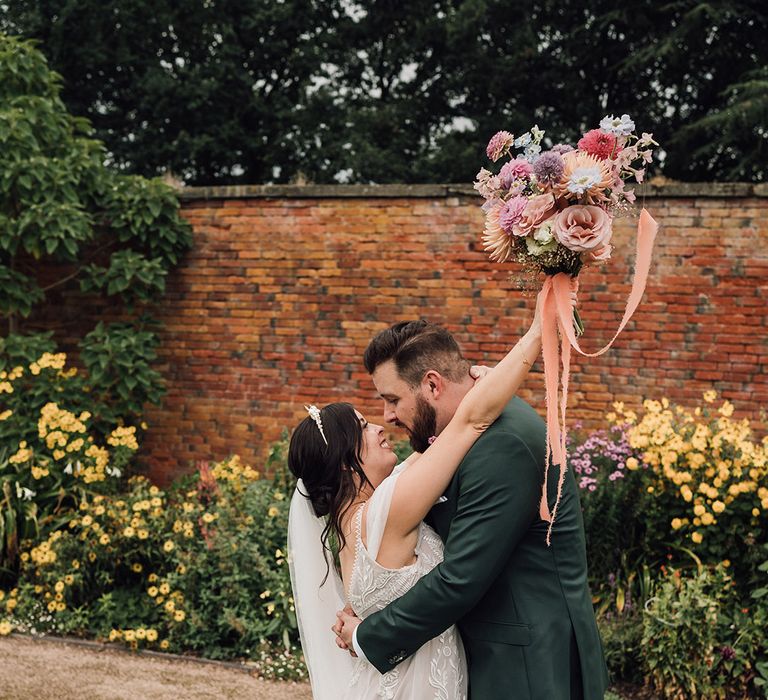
[2,0,766,184]
[0,0,344,184]
[0,33,192,420]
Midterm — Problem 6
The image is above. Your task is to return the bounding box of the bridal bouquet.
[475,116,660,543]
[476,115,657,280]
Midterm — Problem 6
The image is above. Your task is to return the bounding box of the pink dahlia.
[486,131,514,162]
[499,158,533,188]
[482,201,514,262]
[499,195,528,234]
[577,129,620,160]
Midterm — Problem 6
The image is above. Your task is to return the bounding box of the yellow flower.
[754,508,761,517]
[700,512,715,526]
[135,628,146,640]
[88,552,97,562]
[108,629,121,642]
[72,560,80,569]
[56,602,66,612]
[712,500,725,514]
[719,401,734,417]
[132,563,143,573]
[138,530,149,540]
[123,527,136,538]
[703,390,717,403]
[81,515,93,527]
[164,600,176,613]
[54,581,65,593]
[671,518,683,530]
[721,559,731,568]
[148,573,158,583]
[625,457,639,471]
[173,610,186,622]
[160,640,170,650]
[268,507,279,517]
[64,575,74,585]
[0,621,12,636]
[146,629,158,642]
[99,534,110,545]
[201,512,216,524]
[147,586,159,597]
[176,564,187,575]
[47,601,57,612]
[647,486,654,494]
[693,504,706,517]
[163,540,175,553]
[159,583,170,595]
[691,532,703,544]
[124,630,136,642]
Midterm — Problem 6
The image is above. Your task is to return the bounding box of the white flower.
[566,167,604,195]
[524,143,542,162]
[530,125,545,143]
[21,487,36,501]
[600,114,635,136]
[107,466,122,478]
[638,132,657,146]
[64,462,73,475]
[533,220,556,245]
[514,133,532,148]
[525,235,558,256]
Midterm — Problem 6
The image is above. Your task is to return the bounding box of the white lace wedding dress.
[342,463,468,700]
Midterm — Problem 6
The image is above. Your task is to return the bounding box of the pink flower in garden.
[486,131,514,162]
[498,195,528,234]
[553,205,613,252]
[578,129,620,160]
[513,193,557,238]
[474,168,503,200]
[499,158,533,188]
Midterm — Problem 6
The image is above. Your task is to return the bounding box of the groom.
[334,319,608,699]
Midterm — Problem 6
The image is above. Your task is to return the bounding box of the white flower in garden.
[600,114,635,136]
[566,166,605,195]
[530,125,545,142]
[64,462,73,475]
[21,486,36,500]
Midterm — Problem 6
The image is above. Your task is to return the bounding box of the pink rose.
[513,193,556,237]
[581,244,613,264]
[553,205,613,252]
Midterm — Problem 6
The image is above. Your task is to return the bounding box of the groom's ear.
[421,370,445,400]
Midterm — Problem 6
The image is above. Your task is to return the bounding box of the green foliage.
[0,32,191,339]
[1,450,307,680]
[3,2,766,183]
[79,321,164,421]
[642,564,766,699]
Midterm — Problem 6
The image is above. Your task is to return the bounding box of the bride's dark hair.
[288,403,373,568]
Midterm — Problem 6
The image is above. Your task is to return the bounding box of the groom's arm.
[355,429,541,673]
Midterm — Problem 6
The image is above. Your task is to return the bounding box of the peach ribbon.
[539,208,659,544]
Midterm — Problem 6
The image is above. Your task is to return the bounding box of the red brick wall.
[32,184,768,484]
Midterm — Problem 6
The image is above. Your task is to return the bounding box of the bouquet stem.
[573,308,585,337]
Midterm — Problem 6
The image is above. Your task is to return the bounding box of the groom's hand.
[470,364,493,382]
[332,605,362,656]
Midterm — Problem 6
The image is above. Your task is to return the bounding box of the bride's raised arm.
[387,289,557,536]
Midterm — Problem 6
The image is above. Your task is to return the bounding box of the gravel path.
[0,634,313,700]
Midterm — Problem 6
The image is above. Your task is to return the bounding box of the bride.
[287,295,548,699]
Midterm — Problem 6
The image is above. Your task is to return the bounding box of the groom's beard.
[408,395,437,453]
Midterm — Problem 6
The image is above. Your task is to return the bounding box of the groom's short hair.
[363,320,469,387]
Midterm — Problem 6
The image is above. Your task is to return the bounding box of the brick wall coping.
[178,181,767,201]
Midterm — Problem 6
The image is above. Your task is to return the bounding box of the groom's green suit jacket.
[356,397,609,699]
